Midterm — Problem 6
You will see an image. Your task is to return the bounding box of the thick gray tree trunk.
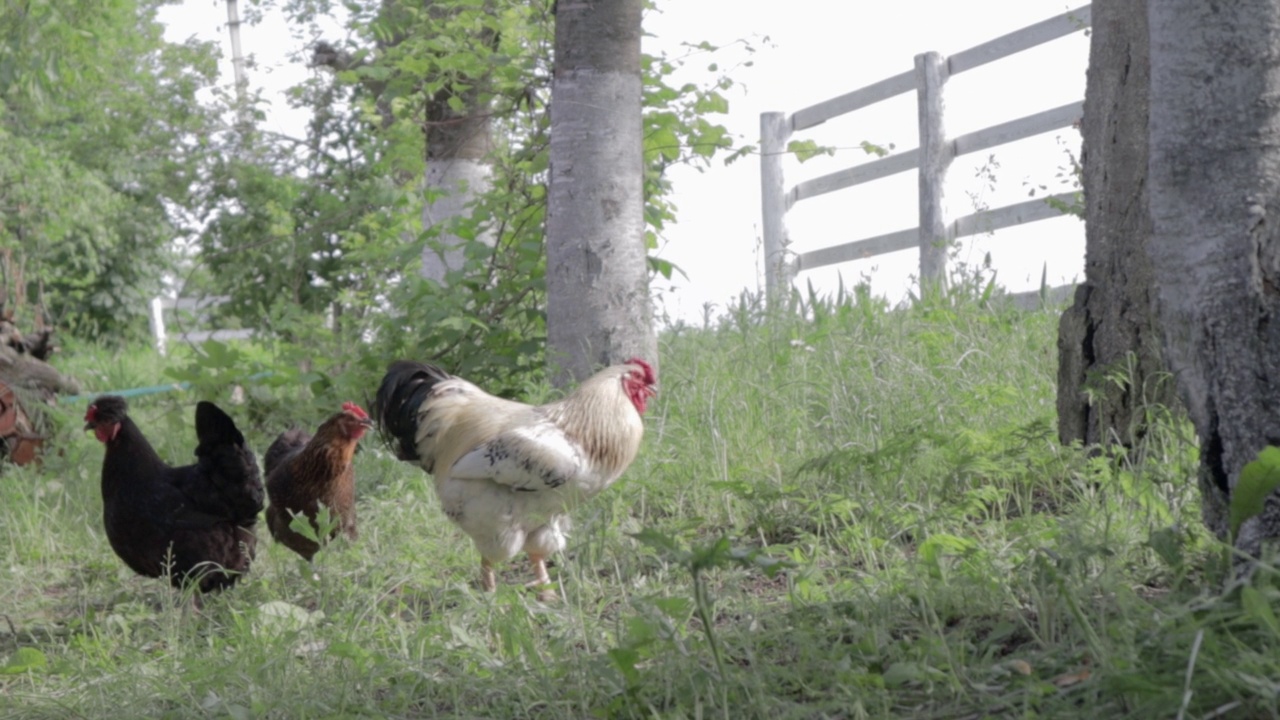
[1148,0,1280,551]
[421,121,494,283]
[545,0,656,385]
[1057,0,1176,448]
[315,1,498,284]
[419,0,496,283]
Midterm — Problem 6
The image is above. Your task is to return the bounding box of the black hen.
[84,396,264,598]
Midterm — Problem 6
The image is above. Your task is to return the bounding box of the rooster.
[264,402,373,561]
[372,358,657,600]
[84,396,263,602]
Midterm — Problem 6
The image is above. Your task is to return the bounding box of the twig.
[1175,628,1204,720]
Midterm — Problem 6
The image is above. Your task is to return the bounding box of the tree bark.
[545,0,656,385]
[1056,0,1176,448]
[419,0,497,284]
[1148,0,1280,551]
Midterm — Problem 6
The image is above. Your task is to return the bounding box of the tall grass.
[2,292,1278,719]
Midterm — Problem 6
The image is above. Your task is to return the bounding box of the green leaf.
[646,127,681,162]
[787,139,833,164]
[647,256,684,280]
[918,533,977,564]
[1242,585,1280,636]
[724,145,756,166]
[881,661,923,688]
[630,528,691,564]
[254,601,320,636]
[1,647,47,674]
[1229,446,1280,537]
[607,647,641,685]
[651,596,694,622]
[693,92,729,115]
[1146,526,1185,570]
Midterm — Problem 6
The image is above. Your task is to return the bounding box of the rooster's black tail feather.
[372,361,452,462]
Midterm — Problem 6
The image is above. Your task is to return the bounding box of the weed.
[2,293,1276,718]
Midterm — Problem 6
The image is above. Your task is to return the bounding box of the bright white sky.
[159,0,1089,324]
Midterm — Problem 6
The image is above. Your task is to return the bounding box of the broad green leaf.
[882,661,923,688]
[1,647,47,674]
[607,647,641,685]
[254,601,320,636]
[1229,446,1280,537]
[1146,526,1185,570]
[630,528,690,563]
[693,92,729,114]
[647,127,681,162]
[787,139,833,164]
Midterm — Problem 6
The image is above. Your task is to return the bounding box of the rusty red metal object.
[0,380,44,466]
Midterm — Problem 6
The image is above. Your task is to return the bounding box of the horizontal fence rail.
[149,296,255,355]
[794,191,1078,273]
[761,4,1091,304]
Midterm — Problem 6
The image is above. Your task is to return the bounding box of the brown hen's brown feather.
[265,405,370,561]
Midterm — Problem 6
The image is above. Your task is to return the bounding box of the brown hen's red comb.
[342,401,369,419]
[84,405,98,423]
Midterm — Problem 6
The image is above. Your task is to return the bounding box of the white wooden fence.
[760,4,1091,304]
[149,296,254,356]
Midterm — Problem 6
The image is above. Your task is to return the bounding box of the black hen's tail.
[263,427,311,477]
[195,401,246,451]
[372,361,452,462]
[193,401,264,526]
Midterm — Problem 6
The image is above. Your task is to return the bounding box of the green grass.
[3,294,1280,719]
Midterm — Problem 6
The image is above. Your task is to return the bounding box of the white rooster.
[372,358,657,600]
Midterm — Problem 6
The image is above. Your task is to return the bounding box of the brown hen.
[264,402,372,561]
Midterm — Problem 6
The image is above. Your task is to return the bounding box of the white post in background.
[149,297,167,357]
[224,0,250,126]
[760,111,792,308]
[914,51,951,294]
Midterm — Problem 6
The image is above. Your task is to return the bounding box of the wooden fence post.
[760,111,792,307]
[149,297,167,357]
[914,51,951,294]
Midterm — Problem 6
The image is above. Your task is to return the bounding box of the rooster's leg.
[526,554,558,602]
[480,558,497,593]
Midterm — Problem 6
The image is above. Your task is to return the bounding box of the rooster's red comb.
[624,358,656,385]
[342,401,369,419]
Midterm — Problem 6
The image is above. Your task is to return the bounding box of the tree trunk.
[1056,0,1176,448]
[1148,0,1280,551]
[420,118,495,283]
[545,0,656,385]
[419,0,497,284]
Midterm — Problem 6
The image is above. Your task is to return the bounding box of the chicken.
[84,395,264,601]
[372,358,657,600]
[264,402,372,561]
